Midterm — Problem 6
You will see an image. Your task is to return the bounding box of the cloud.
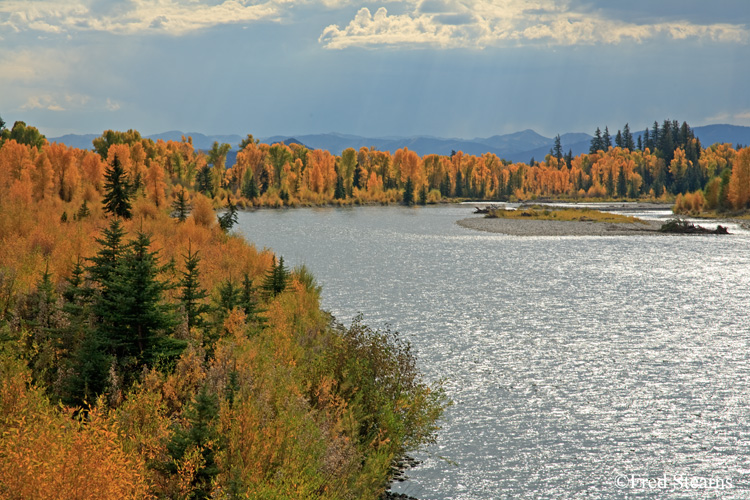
[21,94,66,111]
[319,0,750,49]
[706,110,750,125]
[0,49,74,83]
[0,0,282,36]
[106,98,121,111]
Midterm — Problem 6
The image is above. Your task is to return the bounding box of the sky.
[1,0,749,140]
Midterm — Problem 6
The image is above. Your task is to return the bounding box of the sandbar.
[457,216,664,236]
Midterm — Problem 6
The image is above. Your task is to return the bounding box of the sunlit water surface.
[237,205,750,499]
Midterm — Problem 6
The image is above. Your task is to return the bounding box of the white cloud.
[0,0,282,36]
[106,98,121,111]
[706,110,750,125]
[0,49,74,83]
[319,0,750,49]
[21,94,65,111]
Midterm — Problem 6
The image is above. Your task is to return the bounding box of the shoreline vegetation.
[0,119,446,499]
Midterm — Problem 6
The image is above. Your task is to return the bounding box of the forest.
[0,118,446,499]
[0,115,748,497]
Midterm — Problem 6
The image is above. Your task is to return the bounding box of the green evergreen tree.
[590,127,603,154]
[334,174,346,200]
[76,200,90,220]
[102,153,132,219]
[90,226,178,386]
[617,165,627,198]
[195,165,214,196]
[623,123,635,150]
[603,126,612,150]
[262,256,289,298]
[440,172,451,197]
[171,189,190,222]
[166,385,221,500]
[217,199,238,233]
[241,169,259,200]
[455,170,463,197]
[240,273,266,330]
[615,130,624,149]
[552,134,563,163]
[216,278,241,314]
[87,219,128,288]
[402,177,415,206]
[418,184,428,205]
[352,164,363,190]
[178,243,210,334]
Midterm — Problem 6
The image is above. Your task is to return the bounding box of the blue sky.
[1,0,749,139]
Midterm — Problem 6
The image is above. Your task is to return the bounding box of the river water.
[237,204,750,499]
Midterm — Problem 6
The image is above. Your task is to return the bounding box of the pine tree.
[102,153,132,219]
[217,199,238,233]
[455,170,463,197]
[418,184,428,205]
[623,123,635,151]
[553,134,563,163]
[195,165,214,196]
[241,170,259,200]
[440,172,451,197]
[603,127,612,150]
[166,385,221,500]
[402,177,414,206]
[87,219,127,287]
[76,200,90,220]
[617,165,627,198]
[171,189,190,222]
[262,256,289,298]
[178,243,210,334]
[240,272,266,329]
[90,226,178,386]
[615,130,624,149]
[352,164,362,190]
[334,175,346,200]
[590,127,603,154]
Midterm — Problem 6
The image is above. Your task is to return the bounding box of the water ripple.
[237,206,750,499]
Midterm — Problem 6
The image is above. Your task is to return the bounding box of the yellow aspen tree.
[728,147,750,209]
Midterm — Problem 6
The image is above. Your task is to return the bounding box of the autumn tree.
[728,147,750,210]
[208,141,231,193]
[0,120,45,149]
[92,129,143,159]
[340,147,357,195]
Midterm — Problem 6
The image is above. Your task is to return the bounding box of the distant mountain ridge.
[48,124,750,164]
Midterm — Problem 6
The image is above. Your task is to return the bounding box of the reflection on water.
[237,205,750,499]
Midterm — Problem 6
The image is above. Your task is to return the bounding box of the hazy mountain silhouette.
[49,124,750,163]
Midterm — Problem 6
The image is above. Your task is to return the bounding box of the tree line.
[2,116,748,213]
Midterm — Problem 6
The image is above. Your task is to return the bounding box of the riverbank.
[457,216,664,236]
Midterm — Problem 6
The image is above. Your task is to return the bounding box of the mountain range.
[49,124,750,164]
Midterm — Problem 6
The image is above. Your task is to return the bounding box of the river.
[236,204,750,499]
